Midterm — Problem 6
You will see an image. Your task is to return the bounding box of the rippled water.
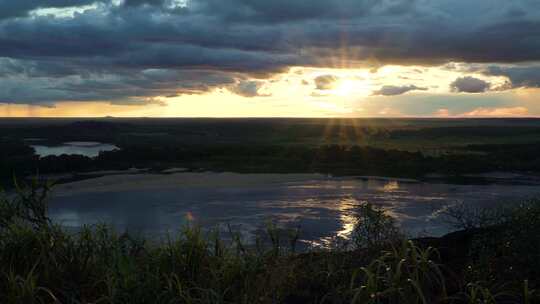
[47,174,540,247]
[32,141,119,158]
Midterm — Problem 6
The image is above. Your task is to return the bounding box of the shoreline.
[42,168,540,194]
[51,172,329,197]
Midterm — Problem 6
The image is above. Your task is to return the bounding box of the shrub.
[351,202,402,250]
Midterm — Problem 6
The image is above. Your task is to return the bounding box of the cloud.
[450,76,490,93]
[462,106,529,117]
[0,0,100,20]
[432,106,529,117]
[0,66,236,105]
[434,108,450,117]
[314,75,338,90]
[371,85,427,96]
[1,0,540,106]
[229,80,268,97]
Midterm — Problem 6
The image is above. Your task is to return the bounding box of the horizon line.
[1,116,540,119]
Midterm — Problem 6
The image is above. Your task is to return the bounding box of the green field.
[2,118,540,184]
[3,117,540,148]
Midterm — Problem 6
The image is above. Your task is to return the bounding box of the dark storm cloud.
[314,75,339,90]
[192,0,417,24]
[372,85,427,96]
[0,58,81,78]
[484,65,540,88]
[450,76,491,93]
[123,0,166,7]
[1,0,540,105]
[0,7,295,67]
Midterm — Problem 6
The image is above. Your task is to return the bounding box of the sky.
[0,0,540,117]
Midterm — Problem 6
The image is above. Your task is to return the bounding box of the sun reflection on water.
[336,197,360,239]
[312,197,364,248]
[381,181,400,192]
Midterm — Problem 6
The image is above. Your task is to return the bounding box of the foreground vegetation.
[1,181,538,303]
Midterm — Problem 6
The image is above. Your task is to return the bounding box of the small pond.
[31,141,119,158]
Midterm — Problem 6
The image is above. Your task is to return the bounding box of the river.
[46,172,540,247]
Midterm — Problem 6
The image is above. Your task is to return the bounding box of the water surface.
[47,173,540,247]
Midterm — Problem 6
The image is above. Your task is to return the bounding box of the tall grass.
[349,240,446,304]
[0,180,537,303]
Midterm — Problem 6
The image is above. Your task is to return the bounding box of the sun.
[334,79,356,96]
[332,78,371,97]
